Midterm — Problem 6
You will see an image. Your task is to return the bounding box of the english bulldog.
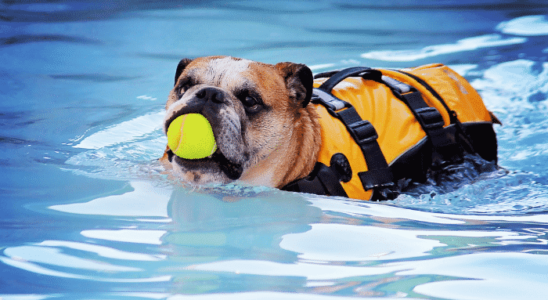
[161,56,319,189]
[160,56,498,199]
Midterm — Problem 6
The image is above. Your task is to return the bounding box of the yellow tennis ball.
[167,113,217,159]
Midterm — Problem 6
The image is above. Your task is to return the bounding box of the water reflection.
[181,195,548,297]
[1,177,547,298]
[2,182,322,288]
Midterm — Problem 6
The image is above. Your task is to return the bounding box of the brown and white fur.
[161,56,320,189]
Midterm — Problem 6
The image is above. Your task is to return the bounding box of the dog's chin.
[167,148,244,184]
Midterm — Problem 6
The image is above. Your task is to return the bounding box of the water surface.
[1,1,548,299]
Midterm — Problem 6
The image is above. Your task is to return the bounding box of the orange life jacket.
[283,64,498,200]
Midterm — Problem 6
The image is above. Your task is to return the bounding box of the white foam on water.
[308,63,335,71]
[49,181,171,218]
[497,15,548,36]
[114,293,170,299]
[471,59,548,109]
[74,111,164,149]
[100,275,172,283]
[447,64,478,76]
[80,229,166,245]
[0,295,51,300]
[360,34,526,62]
[137,95,158,101]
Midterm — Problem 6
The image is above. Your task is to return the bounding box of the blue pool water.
[2,1,548,299]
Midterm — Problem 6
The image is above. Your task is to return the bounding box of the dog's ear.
[275,62,314,108]
[174,58,193,86]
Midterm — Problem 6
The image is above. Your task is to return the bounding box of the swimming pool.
[1,1,548,299]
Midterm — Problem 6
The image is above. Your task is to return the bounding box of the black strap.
[382,76,463,167]
[314,67,395,189]
[404,91,462,166]
[318,67,382,93]
[334,107,394,189]
[398,70,476,154]
[397,71,458,124]
[312,79,396,199]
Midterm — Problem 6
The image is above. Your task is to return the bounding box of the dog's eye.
[176,81,193,97]
[180,83,191,95]
[242,95,263,114]
[236,90,263,114]
[242,96,258,107]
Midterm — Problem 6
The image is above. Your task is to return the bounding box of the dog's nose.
[195,87,225,104]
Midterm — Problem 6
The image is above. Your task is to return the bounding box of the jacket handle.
[317,67,382,93]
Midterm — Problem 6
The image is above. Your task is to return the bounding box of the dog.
[160,56,498,200]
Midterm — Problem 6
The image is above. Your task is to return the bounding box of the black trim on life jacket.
[283,162,348,197]
[389,124,498,187]
[389,135,431,183]
[461,122,498,164]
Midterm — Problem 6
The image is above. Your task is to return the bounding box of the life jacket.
[282,64,499,201]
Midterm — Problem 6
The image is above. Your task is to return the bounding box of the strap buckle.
[416,107,445,129]
[311,88,351,113]
[382,75,413,94]
[348,120,378,145]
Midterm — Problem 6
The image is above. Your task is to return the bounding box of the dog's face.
[162,56,315,187]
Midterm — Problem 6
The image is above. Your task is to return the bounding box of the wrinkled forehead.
[187,56,254,88]
[181,56,283,92]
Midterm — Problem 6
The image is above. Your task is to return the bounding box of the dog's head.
[162,56,318,187]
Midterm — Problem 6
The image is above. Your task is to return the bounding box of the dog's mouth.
[164,101,246,182]
[167,147,243,180]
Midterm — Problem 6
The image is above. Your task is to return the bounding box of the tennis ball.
[167,113,217,159]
